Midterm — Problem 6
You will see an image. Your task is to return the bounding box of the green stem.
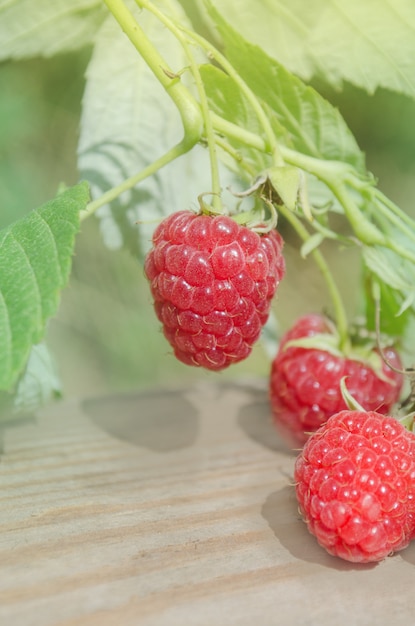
[214,136,257,177]
[279,147,398,246]
[200,113,222,212]
[278,205,350,351]
[211,124,415,266]
[103,0,202,149]
[370,188,415,243]
[337,183,415,264]
[280,147,415,260]
[134,0,222,212]
[387,240,415,264]
[212,113,268,153]
[372,188,415,230]
[280,146,349,176]
[330,183,387,246]
[80,142,189,221]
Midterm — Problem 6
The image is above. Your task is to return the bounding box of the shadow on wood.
[83,388,199,453]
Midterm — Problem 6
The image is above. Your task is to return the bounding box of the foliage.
[206,0,415,97]
[0,343,62,423]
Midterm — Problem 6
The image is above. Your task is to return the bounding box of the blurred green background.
[1,49,415,400]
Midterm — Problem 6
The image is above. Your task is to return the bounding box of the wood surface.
[1,378,415,625]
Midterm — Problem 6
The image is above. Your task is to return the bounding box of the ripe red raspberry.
[269,314,403,446]
[144,210,285,370]
[294,409,415,563]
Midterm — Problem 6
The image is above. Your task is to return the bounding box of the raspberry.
[294,409,415,563]
[144,210,285,370]
[269,314,403,446]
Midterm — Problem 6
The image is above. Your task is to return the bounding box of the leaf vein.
[8,230,43,322]
[384,0,415,33]
[0,286,12,379]
[35,212,65,283]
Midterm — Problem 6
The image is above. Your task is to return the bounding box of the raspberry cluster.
[144,210,285,370]
[267,314,414,563]
[144,210,413,564]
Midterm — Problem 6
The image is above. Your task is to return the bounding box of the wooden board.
[1,378,415,625]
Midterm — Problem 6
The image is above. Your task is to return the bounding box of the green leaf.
[0,182,89,391]
[396,292,415,317]
[363,245,415,294]
[300,232,324,258]
[362,244,415,337]
[365,280,412,338]
[200,63,276,181]
[207,4,366,173]
[0,0,106,61]
[0,343,62,423]
[208,0,415,98]
[78,5,236,259]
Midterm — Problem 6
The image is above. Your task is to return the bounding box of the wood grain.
[1,378,415,626]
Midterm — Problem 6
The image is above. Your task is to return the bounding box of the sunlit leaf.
[208,0,415,98]
[0,0,106,60]
[0,182,89,390]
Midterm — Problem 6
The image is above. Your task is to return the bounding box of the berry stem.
[329,184,415,264]
[79,142,190,220]
[278,149,386,245]
[372,187,415,234]
[276,205,351,351]
[212,114,268,154]
[281,148,415,262]
[215,135,251,170]
[133,0,223,212]
[102,0,203,150]
[210,117,415,253]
